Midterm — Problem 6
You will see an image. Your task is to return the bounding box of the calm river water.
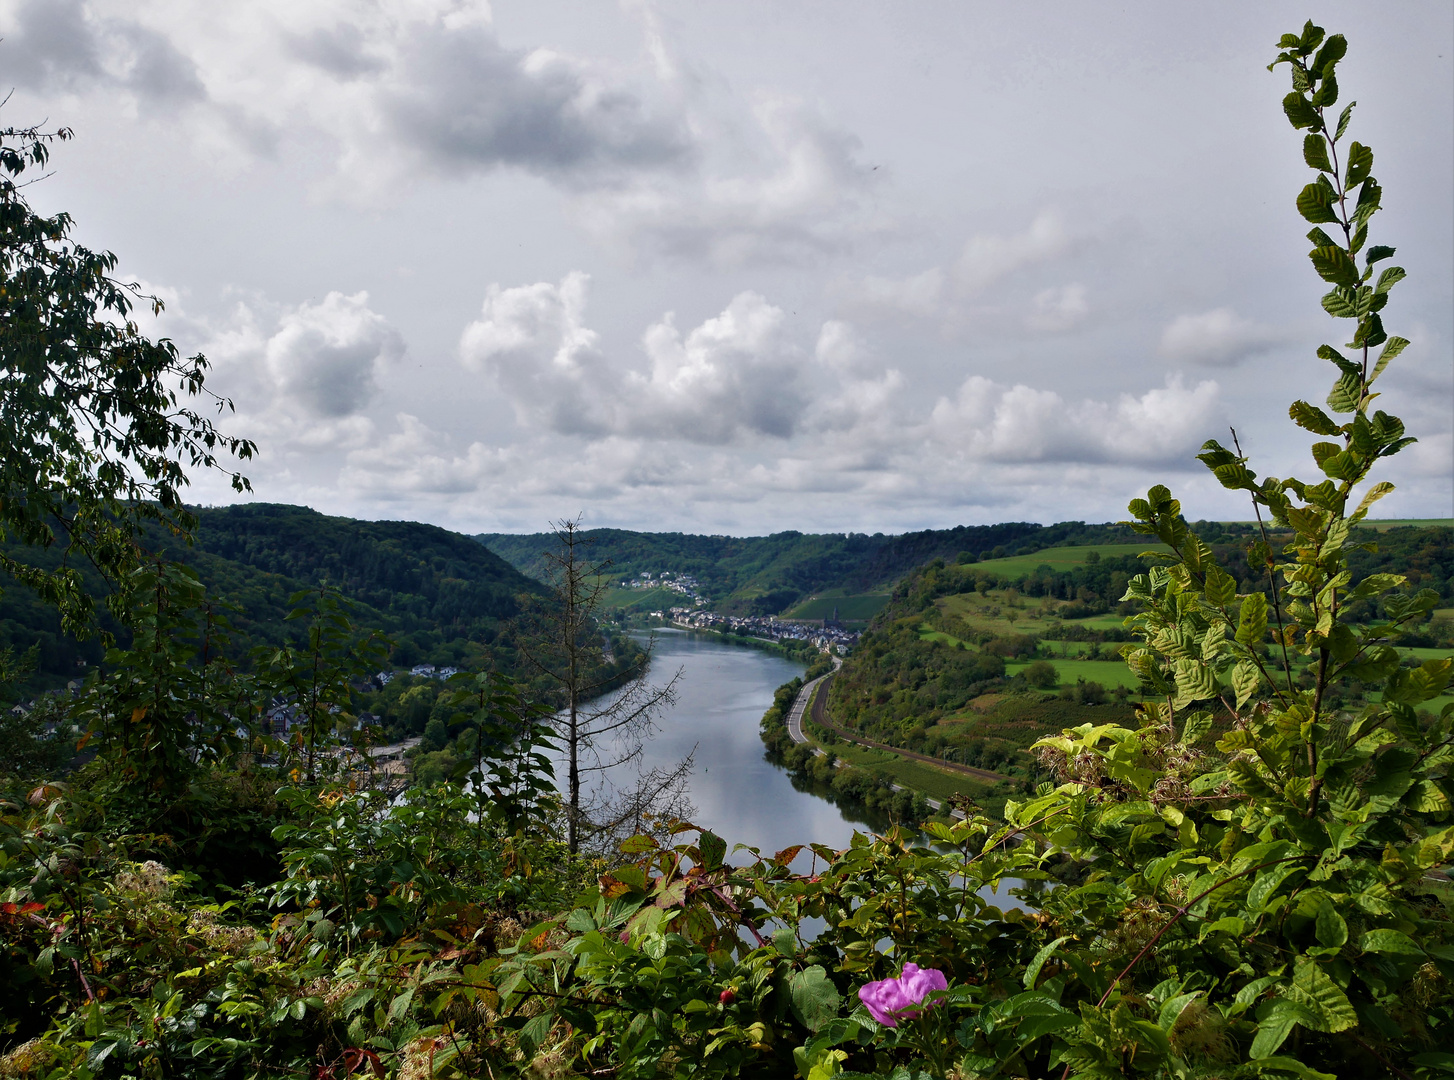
[567,629,884,857]
[562,628,1025,910]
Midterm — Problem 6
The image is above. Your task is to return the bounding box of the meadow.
[781,592,891,621]
[969,542,1170,577]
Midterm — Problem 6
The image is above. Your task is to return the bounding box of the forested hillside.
[479,520,1139,615]
[0,504,547,693]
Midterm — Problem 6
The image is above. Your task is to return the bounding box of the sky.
[3,0,1450,536]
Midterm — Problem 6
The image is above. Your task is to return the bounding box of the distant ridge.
[477,521,1142,617]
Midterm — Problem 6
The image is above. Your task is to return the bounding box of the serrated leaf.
[1365,244,1396,264]
[1310,245,1359,287]
[1232,660,1261,708]
[1290,957,1357,1032]
[1369,336,1409,383]
[1320,289,1358,319]
[1327,372,1362,413]
[789,965,842,1032]
[1172,658,1218,708]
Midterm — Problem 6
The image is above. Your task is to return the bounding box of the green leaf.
[1369,336,1409,381]
[1232,660,1261,708]
[789,965,842,1033]
[1302,134,1332,172]
[1373,265,1406,294]
[1334,101,1355,141]
[1320,288,1358,318]
[1296,179,1338,223]
[1288,401,1341,435]
[517,1011,554,1058]
[1314,900,1347,949]
[697,830,726,870]
[1305,226,1338,248]
[1311,34,1346,75]
[1236,594,1268,646]
[1365,244,1395,264]
[1251,998,1311,1058]
[1172,658,1218,708]
[1283,92,1321,131]
[1309,245,1359,286]
[1327,372,1362,413]
[1023,935,1071,989]
[1289,956,1357,1031]
[1181,710,1213,746]
[1344,141,1373,188]
[1361,928,1423,957]
[1205,564,1237,606]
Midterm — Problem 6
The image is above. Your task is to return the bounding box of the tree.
[520,518,688,856]
[0,119,254,636]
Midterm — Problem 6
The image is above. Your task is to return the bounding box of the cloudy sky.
[5,0,1450,535]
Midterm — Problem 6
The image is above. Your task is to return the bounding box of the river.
[560,628,1025,909]
[564,629,884,856]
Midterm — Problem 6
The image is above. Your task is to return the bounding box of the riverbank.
[767,670,1028,819]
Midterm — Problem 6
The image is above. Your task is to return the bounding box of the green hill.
[1,504,548,694]
[478,521,1143,616]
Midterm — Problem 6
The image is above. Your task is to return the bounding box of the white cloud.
[929,375,1222,465]
[1158,307,1285,367]
[460,275,903,445]
[836,211,1079,320]
[458,272,613,436]
[953,211,1073,294]
[1027,283,1089,333]
[265,291,404,418]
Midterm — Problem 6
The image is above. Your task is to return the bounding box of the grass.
[971,543,1172,578]
[783,593,891,621]
[599,586,695,613]
[936,589,1127,636]
[1004,658,1142,690]
[814,735,1001,805]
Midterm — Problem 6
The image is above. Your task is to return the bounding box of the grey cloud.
[286,25,386,81]
[381,23,693,183]
[2,0,203,106]
[3,0,102,91]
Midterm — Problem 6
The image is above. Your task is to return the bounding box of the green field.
[1359,519,1454,531]
[1004,658,1141,689]
[783,593,891,621]
[937,590,1127,635]
[973,543,1172,578]
[810,735,1001,805]
[599,586,692,613]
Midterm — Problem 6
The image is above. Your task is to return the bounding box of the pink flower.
[857,963,949,1027]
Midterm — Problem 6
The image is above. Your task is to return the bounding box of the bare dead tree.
[518,517,687,856]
